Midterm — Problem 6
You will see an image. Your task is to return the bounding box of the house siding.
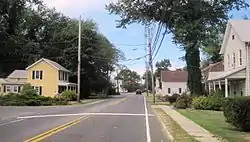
[27,61,58,97]
[161,82,188,95]
[224,27,246,71]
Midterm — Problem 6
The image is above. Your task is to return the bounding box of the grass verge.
[178,109,250,142]
[145,94,170,105]
[154,107,198,142]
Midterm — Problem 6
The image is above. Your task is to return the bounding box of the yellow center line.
[24,97,128,142]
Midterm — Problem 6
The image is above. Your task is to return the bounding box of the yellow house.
[0,70,28,94]
[26,58,77,97]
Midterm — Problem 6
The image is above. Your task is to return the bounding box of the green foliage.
[142,70,156,91]
[169,94,180,104]
[193,90,224,111]
[61,91,77,101]
[155,59,171,78]
[20,84,38,96]
[118,69,141,92]
[157,95,169,102]
[223,96,250,132]
[175,94,192,109]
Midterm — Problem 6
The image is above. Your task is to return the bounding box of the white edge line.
[0,119,25,126]
[17,113,154,119]
[144,96,151,142]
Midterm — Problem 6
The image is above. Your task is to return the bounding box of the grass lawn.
[178,109,250,142]
[145,94,170,105]
[154,108,198,142]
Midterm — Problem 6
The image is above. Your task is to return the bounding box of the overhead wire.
[152,30,168,61]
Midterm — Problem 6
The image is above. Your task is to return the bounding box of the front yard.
[178,109,250,142]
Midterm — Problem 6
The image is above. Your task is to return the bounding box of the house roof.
[202,61,224,81]
[220,20,250,54]
[8,70,28,79]
[208,66,245,81]
[26,58,70,72]
[0,78,26,85]
[161,71,188,82]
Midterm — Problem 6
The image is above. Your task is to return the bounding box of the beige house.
[207,20,250,97]
[0,70,28,94]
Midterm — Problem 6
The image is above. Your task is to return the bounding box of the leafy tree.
[118,69,141,92]
[106,0,249,96]
[155,59,171,77]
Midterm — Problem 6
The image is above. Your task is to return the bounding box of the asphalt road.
[0,94,168,142]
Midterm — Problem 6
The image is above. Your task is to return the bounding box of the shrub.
[223,96,250,132]
[157,95,169,102]
[175,94,192,109]
[20,84,38,96]
[61,91,77,101]
[168,93,180,104]
[192,90,224,111]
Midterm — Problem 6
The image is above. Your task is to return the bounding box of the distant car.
[136,89,142,95]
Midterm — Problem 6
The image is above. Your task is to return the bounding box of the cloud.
[43,0,115,14]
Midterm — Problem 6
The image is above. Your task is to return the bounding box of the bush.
[20,84,38,96]
[61,91,77,101]
[223,96,250,131]
[192,90,224,111]
[175,94,192,109]
[168,93,180,104]
[157,95,169,102]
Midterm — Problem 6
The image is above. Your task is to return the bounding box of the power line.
[153,30,167,61]
[152,23,163,54]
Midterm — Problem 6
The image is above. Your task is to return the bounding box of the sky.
[43,0,250,76]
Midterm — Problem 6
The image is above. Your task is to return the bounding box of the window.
[168,88,171,94]
[233,53,236,68]
[232,35,235,40]
[33,70,43,80]
[227,54,230,68]
[6,86,11,92]
[33,86,42,95]
[13,86,18,93]
[239,50,242,65]
[179,88,182,94]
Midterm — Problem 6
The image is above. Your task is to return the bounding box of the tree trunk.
[185,45,203,96]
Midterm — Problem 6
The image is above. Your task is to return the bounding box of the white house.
[160,71,188,96]
[207,20,250,97]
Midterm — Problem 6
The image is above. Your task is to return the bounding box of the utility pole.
[116,67,119,93]
[144,25,149,96]
[77,15,81,102]
[148,26,155,104]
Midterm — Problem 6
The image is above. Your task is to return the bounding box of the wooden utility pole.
[145,25,149,96]
[148,26,155,104]
[77,15,81,102]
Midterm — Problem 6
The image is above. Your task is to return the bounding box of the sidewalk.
[155,105,221,142]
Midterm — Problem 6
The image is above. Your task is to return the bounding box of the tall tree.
[106,0,249,96]
[118,69,141,92]
[155,59,171,77]
[142,70,156,91]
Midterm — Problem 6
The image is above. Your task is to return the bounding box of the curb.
[152,106,175,142]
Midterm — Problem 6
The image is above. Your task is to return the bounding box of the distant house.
[0,70,28,94]
[206,20,250,97]
[159,71,188,96]
[26,58,77,97]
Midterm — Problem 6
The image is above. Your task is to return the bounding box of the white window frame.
[227,54,230,68]
[13,86,18,93]
[33,86,40,95]
[233,53,236,68]
[168,88,171,94]
[179,88,182,94]
[6,85,11,92]
[239,50,242,65]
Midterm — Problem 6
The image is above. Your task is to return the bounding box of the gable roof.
[161,71,188,82]
[8,70,28,79]
[220,20,250,54]
[201,61,224,82]
[26,58,70,72]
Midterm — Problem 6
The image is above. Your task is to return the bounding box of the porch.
[58,81,77,94]
[207,67,246,97]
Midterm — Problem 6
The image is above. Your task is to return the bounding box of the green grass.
[154,108,198,142]
[178,109,250,142]
[145,94,170,105]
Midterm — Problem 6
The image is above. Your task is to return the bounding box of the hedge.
[169,93,180,104]
[174,94,192,109]
[223,96,250,132]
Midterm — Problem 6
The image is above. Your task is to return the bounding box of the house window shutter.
[18,86,21,93]
[40,71,43,80]
[3,86,6,93]
[32,71,35,79]
[39,86,42,95]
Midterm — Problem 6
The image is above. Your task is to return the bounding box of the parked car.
[136,89,142,95]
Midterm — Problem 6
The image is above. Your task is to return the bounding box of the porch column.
[213,81,216,91]
[208,82,211,94]
[225,78,228,97]
[219,80,222,90]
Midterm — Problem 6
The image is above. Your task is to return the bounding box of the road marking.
[144,96,151,142]
[24,116,90,142]
[0,118,25,126]
[24,97,128,142]
[18,112,154,119]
